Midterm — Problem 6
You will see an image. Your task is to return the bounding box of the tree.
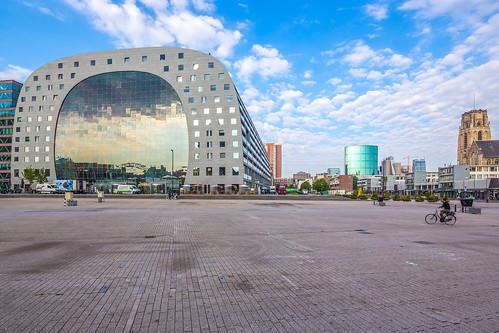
[313,178,330,192]
[35,169,48,184]
[21,167,37,186]
[300,181,311,191]
[353,176,358,191]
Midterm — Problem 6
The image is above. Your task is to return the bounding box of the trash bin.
[460,198,473,212]
[97,191,104,203]
[64,191,77,206]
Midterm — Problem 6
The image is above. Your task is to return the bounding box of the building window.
[204,74,211,80]
[220,152,226,159]
[214,96,221,103]
[25,137,30,142]
[230,118,237,125]
[15,147,20,152]
[36,86,42,92]
[58,74,63,80]
[208,62,214,68]
[203,108,210,114]
[218,119,224,125]
[58,63,63,69]
[205,119,212,126]
[21,97,26,102]
[24,146,30,153]
[194,153,200,159]
[178,64,184,71]
[184,86,190,93]
[33,76,38,81]
[229,107,236,113]
[59,84,64,90]
[210,84,216,91]
[224,83,230,90]
[197,86,204,92]
[227,95,234,102]
[160,54,166,61]
[124,57,130,63]
[190,74,196,81]
[219,167,226,176]
[45,156,50,162]
[24,156,29,163]
[107,58,112,65]
[31,96,36,102]
[74,61,79,67]
[218,73,225,80]
[232,167,240,176]
[45,136,50,142]
[163,65,169,72]
[193,168,200,176]
[206,130,212,136]
[206,141,213,148]
[34,156,40,163]
[193,119,199,126]
[219,141,226,148]
[233,152,239,159]
[231,129,237,136]
[142,55,148,62]
[71,73,76,79]
[193,63,199,70]
[206,167,213,176]
[188,97,194,103]
[19,107,23,113]
[232,141,239,148]
[178,52,184,59]
[219,129,225,136]
[176,76,182,83]
[207,152,213,159]
[194,141,200,148]
[48,84,53,91]
[90,60,96,66]
[191,108,197,115]
[216,107,222,114]
[53,95,58,101]
[194,131,200,137]
[201,96,207,103]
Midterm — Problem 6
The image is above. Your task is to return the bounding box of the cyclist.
[439,197,451,222]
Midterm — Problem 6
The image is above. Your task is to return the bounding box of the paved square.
[1,198,499,332]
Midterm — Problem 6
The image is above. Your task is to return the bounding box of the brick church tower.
[457,109,491,165]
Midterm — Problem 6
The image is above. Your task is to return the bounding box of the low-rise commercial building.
[438,165,470,198]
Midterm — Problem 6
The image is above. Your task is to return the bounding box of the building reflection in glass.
[55,71,188,191]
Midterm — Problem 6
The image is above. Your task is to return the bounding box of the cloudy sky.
[2,0,499,176]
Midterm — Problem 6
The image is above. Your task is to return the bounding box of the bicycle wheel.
[425,214,437,224]
[445,215,456,225]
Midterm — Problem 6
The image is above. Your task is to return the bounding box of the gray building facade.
[10,47,271,193]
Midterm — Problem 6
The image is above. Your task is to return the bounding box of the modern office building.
[9,47,272,193]
[438,165,470,198]
[457,109,491,165]
[327,167,341,177]
[344,145,378,177]
[265,142,282,178]
[0,80,22,191]
[412,159,426,172]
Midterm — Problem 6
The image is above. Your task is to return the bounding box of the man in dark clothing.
[439,198,451,221]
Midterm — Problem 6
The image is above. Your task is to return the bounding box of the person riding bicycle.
[439,198,451,221]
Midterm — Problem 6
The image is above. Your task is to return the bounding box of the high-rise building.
[382,157,396,176]
[265,143,282,178]
[412,159,426,172]
[9,47,272,193]
[457,109,491,165]
[344,145,378,177]
[0,80,22,191]
[327,167,341,177]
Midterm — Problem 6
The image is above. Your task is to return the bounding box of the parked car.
[35,183,57,194]
[116,184,141,194]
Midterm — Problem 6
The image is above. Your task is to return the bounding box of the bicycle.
[425,209,456,225]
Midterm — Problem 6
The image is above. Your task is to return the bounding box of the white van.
[35,183,57,194]
[116,184,140,194]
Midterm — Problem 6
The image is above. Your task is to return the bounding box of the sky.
[2,0,499,176]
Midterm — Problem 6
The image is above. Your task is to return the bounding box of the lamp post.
[171,149,174,198]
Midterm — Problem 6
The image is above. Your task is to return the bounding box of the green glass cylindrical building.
[344,145,378,177]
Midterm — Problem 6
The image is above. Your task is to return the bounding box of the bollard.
[97,191,104,203]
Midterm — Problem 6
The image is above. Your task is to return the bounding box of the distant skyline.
[1,0,499,176]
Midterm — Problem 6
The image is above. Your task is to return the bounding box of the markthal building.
[10,47,272,194]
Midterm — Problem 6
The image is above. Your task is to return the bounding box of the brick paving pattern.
[1,198,499,332]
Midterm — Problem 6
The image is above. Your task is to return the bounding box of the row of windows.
[15,125,52,133]
[191,106,236,115]
[25,84,65,93]
[193,119,239,126]
[182,83,230,92]
[12,168,50,178]
[173,73,224,82]
[188,95,234,104]
[31,73,77,83]
[193,129,238,138]
[16,115,54,123]
[13,155,51,163]
[12,136,51,143]
[192,166,239,176]
[19,95,59,105]
[194,152,240,160]
[39,54,213,75]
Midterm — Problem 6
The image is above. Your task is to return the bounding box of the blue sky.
[2,0,499,176]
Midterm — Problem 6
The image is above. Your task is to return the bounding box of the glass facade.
[55,71,188,191]
[0,80,22,191]
[344,145,378,177]
[412,159,426,172]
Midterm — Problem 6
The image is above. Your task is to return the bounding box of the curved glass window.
[55,71,188,191]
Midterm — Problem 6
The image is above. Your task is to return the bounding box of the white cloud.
[365,3,389,21]
[21,1,65,21]
[63,0,241,59]
[279,89,303,100]
[343,41,383,65]
[234,44,290,82]
[0,65,32,82]
[303,70,313,79]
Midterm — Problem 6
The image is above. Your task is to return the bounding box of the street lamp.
[171,149,174,198]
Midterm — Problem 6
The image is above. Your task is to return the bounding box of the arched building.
[10,47,272,193]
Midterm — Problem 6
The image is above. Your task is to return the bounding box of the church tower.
[457,109,491,165]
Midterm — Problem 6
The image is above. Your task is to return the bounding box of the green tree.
[313,178,330,192]
[35,169,48,184]
[300,181,311,191]
[21,167,37,186]
[353,176,358,191]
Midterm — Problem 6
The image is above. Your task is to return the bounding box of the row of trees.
[299,178,329,193]
[21,166,48,186]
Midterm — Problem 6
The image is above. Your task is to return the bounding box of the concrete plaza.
[1,198,499,332]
